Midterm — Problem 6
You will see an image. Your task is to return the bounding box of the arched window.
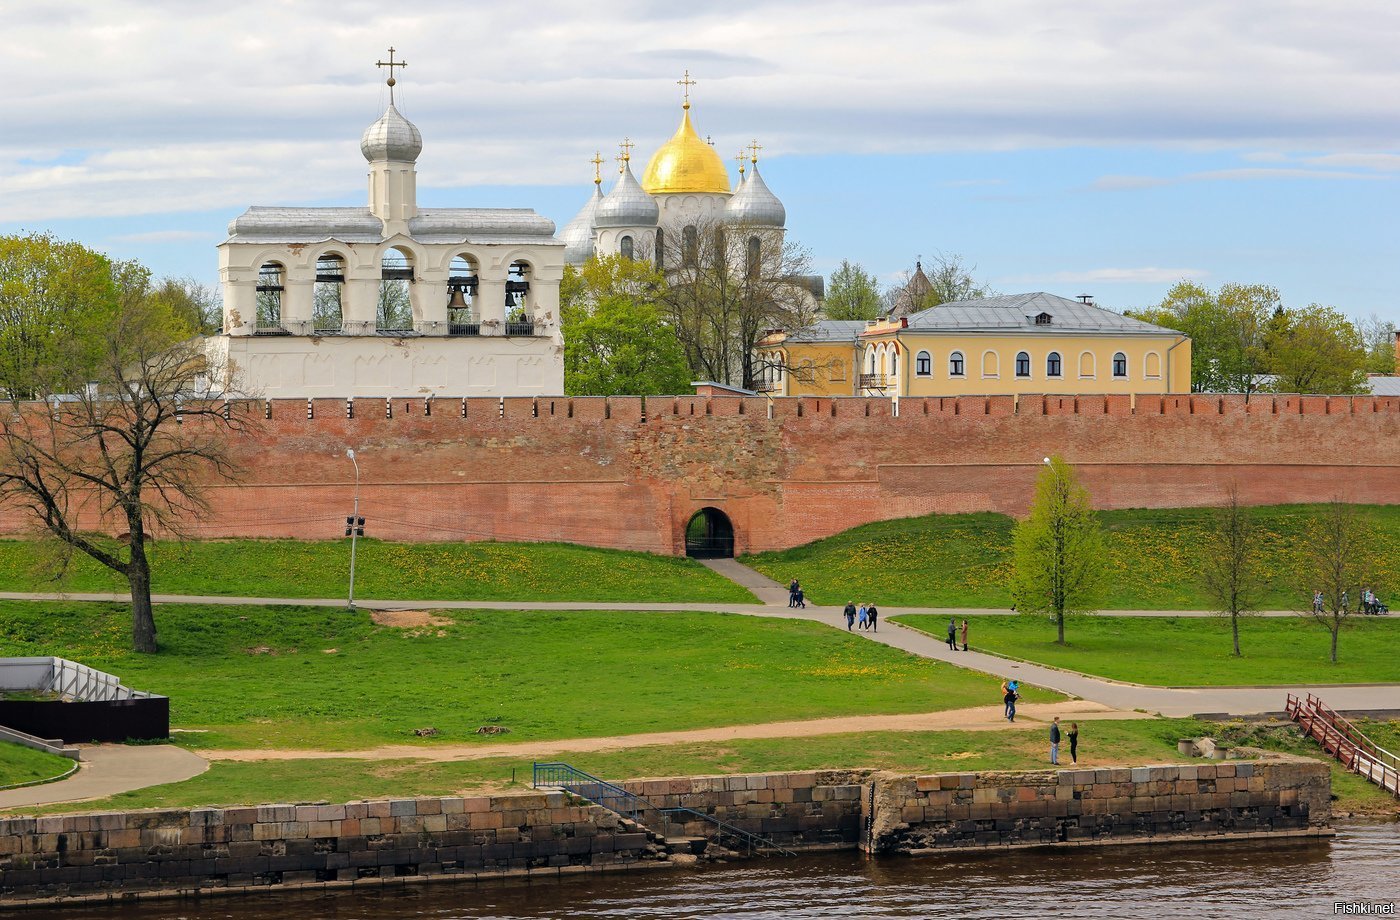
[868,350,877,374]
[255,262,285,331]
[746,236,761,279]
[1078,351,1095,378]
[949,351,965,377]
[890,350,898,377]
[313,253,345,332]
[915,351,932,376]
[506,261,533,334]
[378,248,414,331]
[1145,351,1162,379]
[828,358,846,382]
[682,225,698,265]
[1015,351,1031,377]
[448,254,479,334]
[654,229,665,270]
[1046,351,1062,377]
[982,351,999,378]
[620,235,634,261]
[1113,352,1128,378]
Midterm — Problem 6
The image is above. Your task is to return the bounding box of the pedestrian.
[788,579,799,608]
[1049,716,1061,765]
[867,602,879,632]
[1342,589,1349,615]
[857,603,869,630]
[795,587,806,609]
[1068,721,1079,764]
[1005,680,1019,722]
[843,602,856,631]
[946,618,957,650]
[960,619,969,651]
[1312,590,1324,614]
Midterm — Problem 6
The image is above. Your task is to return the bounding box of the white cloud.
[0,1,1397,221]
[1006,267,1208,285]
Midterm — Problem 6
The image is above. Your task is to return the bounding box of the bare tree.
[655,219,820,389]
[0,287,250,653]
[1200,484,1264,657]
[1297,499,1376,663]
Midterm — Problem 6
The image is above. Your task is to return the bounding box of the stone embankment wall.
[1,393,1397,555]
[0,762,1331,905]
[865,757,1331,855]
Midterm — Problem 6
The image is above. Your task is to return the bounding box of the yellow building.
[758,293,1191,397]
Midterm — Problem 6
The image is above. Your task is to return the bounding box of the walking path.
[202,701,1131,763]
[0,744,207,810]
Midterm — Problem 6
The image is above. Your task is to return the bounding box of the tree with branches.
[1200,484,1264,657]
[0,259,249,653]
[1298,500,1377,663]
[1011,455,1105,645]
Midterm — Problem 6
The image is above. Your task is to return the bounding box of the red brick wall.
[2,394,1397,554]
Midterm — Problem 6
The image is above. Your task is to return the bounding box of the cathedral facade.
[213,58,564,399]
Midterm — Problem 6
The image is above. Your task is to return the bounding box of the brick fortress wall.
[2,393,1396,554]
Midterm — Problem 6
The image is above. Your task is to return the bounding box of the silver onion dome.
[594,162,659,228]
[723,162,786,227]
[360,104,423,163]
[561,185,604,264]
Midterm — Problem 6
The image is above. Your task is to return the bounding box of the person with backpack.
[1004,680,1019,722]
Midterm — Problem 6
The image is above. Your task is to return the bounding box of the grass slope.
[0,538,754,603]
[895,614,1400,686]
[0,742,72,788]
[0,601,1057,751]
[743,504,1400,609]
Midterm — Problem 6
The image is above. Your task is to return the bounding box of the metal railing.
[0,657,155,703]
[505,320,537,336]
[859,374,888,389]
[449,322,482,336]
[533,762,795,856]
[1287,693,1399,796]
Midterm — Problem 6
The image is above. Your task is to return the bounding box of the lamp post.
[346,448,361,610]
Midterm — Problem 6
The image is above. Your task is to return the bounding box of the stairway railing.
[532,761,795,856]
[1286,693,1399,796]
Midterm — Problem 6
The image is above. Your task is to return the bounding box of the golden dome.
[640,107,732,195]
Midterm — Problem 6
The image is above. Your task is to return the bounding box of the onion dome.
[561,185,604,264]
[360,104,423,162]
[594,161,659,228]
[723,162,785,227]
[641,106,731,195]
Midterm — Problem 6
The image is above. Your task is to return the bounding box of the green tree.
[149,276,221,336]
[1298,500,1377,662]
[1200,484,1264,657]
[0,260,248,653]
[1356,313,1396,375]
[562,256,691,396]
[1128,281,1276,394]
[0,233,120,398]
[1264,304,1367,394]
[824,260,882,321]
[1011,456,1105,645]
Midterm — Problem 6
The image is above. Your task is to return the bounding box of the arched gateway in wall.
[684,507,735,559]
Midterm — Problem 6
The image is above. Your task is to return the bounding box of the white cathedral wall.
[655,193,729,231]
[215,334,563,398]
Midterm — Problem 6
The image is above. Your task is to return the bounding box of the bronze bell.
[447,287,469,309]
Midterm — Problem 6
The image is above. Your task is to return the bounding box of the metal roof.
[904,292,1182,335]
[224,206,558,246]
[1366,375,1400,396]
[783,320,866,343]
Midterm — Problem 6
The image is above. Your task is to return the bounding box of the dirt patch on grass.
[372,610,452,629]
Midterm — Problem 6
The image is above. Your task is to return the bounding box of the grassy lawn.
[0,538,754,604]
[743,504,1400,609]
[18,717,1394,818]
[894,614,1400,686]
[0,601,1059,751]
[0,742,73,789]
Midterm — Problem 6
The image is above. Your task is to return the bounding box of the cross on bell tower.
[376,47,408,104]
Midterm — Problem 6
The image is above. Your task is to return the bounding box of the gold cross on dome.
[375,47,407,103]
[748,139,763,164]
[618,137,635,163]
[677,69,696,108]
[590,151,604,185]
[735,150,747,176]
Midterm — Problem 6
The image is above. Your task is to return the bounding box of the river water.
[33,821,1400,919]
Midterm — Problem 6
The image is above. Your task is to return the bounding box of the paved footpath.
[0,744,207,811]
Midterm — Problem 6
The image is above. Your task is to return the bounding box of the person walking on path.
[867,603,879,632]
[1004,681,1019,722]
[946,618,958,650]
[857,604,869,631]
[795,587,806,609]
[1068,722,1079,764]
[960,619,969,651]
[788,580,799,608]
[1049,717,1062,765]
[843,602,856,631]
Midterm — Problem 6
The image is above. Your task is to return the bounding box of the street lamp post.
[346,448,361,610]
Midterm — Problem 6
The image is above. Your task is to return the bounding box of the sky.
[1,0,1397,320]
